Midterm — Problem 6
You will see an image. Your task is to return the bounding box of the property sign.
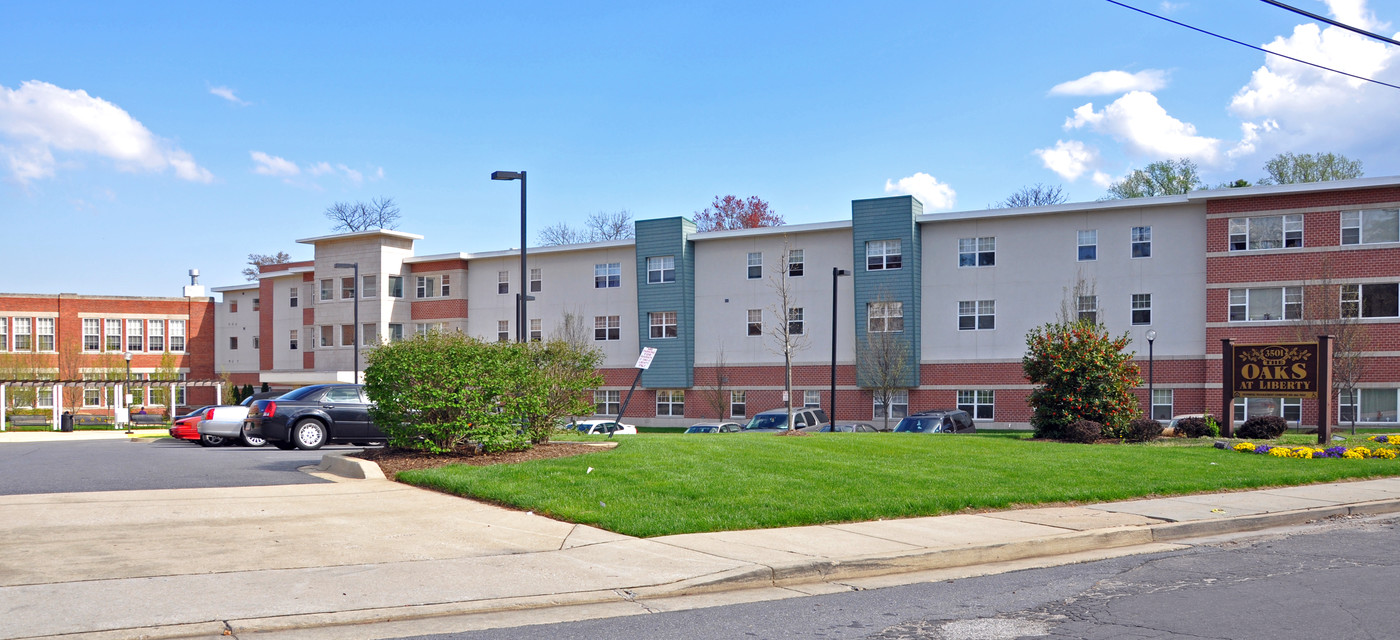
[634,347,658,370]
[1229,342,1321,399]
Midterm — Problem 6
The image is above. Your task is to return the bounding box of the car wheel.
[272,440,297,450]
[199,434,226,447]
[292,419,328,450]
[239,425,267,447]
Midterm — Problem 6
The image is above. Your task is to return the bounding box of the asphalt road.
[410,515,1400,640]
[0,438,370,494]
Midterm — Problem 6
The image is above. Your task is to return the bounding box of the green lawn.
[398,433,1400,538]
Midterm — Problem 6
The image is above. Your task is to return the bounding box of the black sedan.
[245,384,383,450]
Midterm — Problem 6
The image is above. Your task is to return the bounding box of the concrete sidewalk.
[4,469,1400,640]
[0,428,167,443]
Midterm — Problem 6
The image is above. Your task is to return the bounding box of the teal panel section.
[634,217,696,389]
[851,196,922,388]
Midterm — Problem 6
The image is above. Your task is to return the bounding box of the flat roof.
[211,283,259,293]
[295,228,424,245]
[688,219,852,241]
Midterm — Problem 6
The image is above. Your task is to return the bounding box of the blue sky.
[4,0,1399,295]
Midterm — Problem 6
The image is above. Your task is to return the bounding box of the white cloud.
[1050,70,1167,96]
[884,172,956,210]
[1160,2,1185,13]
[1065,91,1224,165]
[1091,171,1114,188]
[251,152,382,187]
[1035,139,1099,181]
[1323,0,1386,32]
[209,86,250,106]
[250,151,300,177]
[0,80,213,184]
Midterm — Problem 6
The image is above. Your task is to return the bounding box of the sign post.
[1222,337,1333,443]
[613,348,657,432]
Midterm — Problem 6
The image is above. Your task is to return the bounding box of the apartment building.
[216,176,1400,428]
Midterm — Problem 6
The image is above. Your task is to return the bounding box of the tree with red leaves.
[693,195,783,232]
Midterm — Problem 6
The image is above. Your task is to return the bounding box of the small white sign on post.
[635,347,658,370]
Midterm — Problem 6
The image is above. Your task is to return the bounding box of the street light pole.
[123,351,133,433]
[491,170,527,342]
[335,262,360,383]
[1146,329,1157,421]
[831,267,850,424]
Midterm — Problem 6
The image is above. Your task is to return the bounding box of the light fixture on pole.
[334,262,361,384]
[123,351,133,433]
[491,170,527,342]
[830,267,850,425]
[1146,329,1157,421]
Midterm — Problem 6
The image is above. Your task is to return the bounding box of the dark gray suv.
[742,407,829,433]
[894,409,977,434]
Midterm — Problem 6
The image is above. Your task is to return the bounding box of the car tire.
[272,440,297,450]
[292,419,328,450]
[199,434,226,447]
[239,425,267,447]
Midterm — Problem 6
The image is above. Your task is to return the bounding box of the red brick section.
[411,299,469,320]
[258,260,313,275]
[302,308,314,325]
[259,278,275,372]
[302,272,314,283]
[303,351,315,369]
[408,259,468,273]
[1205,186,1400,216]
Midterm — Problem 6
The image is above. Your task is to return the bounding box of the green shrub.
[1125,417,1164,443]
[1062,419,1102,444]
[1237,415,1288,439]
[1175,416,1218,439]
[1023,322,1143,440]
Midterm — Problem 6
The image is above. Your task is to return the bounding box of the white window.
[1341,209,1399,245]
[229,336,239,350]
[415,323,435,336]
[1340,389,1400,423]
[320,279,333,301]
[441,275,451,297]
[957,390,995,420]
[958,300,995,330]
[1341,283,1399,318]
[1077,230,1097,261]
[594,315,620,341]
[417,276,438,299]
[12,318,31,351]
[320,325,333,347]
[288,286,299,308]
[290,329,299,350]
[528,269,540,293]
[747,252,762,279]
[84,386,101,407]
[105,319,122,351]
[1077,296,1097,324]
[126,319,143,352]
[868,301,904,332]
[169,320,185,352]
[1132,294,1152,325]
[959,237,995,267]
[341,325,355,347]
[788,249,804,277]
[647,256,675,283]
[252,335,260,350]
[497,320,509,342]
[656,390,685,416]
[1152,389,1173,421]
[788,307,804,336]
[388,323,404,342]
[595,263,621,288]
[341,277,356,299]
[498,271,509,295]
[866,239,902,270]
[803,390,821,408]
[83,319,101,351]
[530,318,542,342]
[874,390,908,419]
[1132,226,1152,258]
[595,390,621,416]
[363,323,378,345]
[37,386,53,408]
[35,318,54,351]
[1229,287,1302,321]
[747,309,762,336]
[362,275,377,298]
[1229,214,1303,251]
[730,390,746,418]
[148,320,165,352]
[0,318,6,351]
[388,275,404,298]
[1233,397,1302,423]
[649,311,678,339]
[252,298,260,312]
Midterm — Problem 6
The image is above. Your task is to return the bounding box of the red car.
[169,406,215,443]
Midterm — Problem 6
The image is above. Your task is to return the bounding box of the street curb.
[314,452,386,480]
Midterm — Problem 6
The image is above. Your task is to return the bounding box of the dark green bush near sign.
[1062,419,1103,444]
[1237,415,1288,440]
[1125,417,1164,443]
[1175,416,1220,439]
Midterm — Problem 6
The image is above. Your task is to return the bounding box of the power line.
[1104,0,1400,92]
[1257,0,1400,48]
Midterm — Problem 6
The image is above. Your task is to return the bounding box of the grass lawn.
[398,432,1400,538]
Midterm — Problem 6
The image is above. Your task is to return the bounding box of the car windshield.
[687,426,715,433]
[744,414,788,430]
[895,417,942,433]
[278,386,324,401]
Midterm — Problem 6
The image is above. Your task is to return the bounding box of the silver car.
[197,391,281,447]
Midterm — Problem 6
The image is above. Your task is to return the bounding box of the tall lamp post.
[1146,330,1157,421]
[491,170,527,342]
[123,351,133,433]
[334,262,360,383]
[830,267,850,424]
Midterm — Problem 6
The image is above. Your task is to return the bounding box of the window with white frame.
[530,318,542,342]
[388,323,404,342]
[363,323,378,345]
[747,309,762,336]
[320,279,333,301]
[803,390,821,408]
[1341,283,1399,319]
[747,252,762,279]
[0,318,6,351]
[230,336,239,350]
[866,239,902,270]
[1229,287,1302,321]
[341,277,356,299]
[528,268,540,293]
[1341,209,1399,245]
[649,311,678,339]
[416,323,440,336]
[84,386,101,407]
[229,300,238,313]
[126,319,143,351]
[730,390,746,418]
[12,318,31,351]
[176,373,187,406]
[1233,397,1302,423]
[148,319,164,352]
[1077,230,1097,261]
[788,249,804,277]
[1077,296,1097,324]
[868,301,904,333]
[1152,388,1173,421]
[289,286,299,307]
[595,263,621,288]
[105,319,121,351]
[37,386,53,408]
[417,276,438,298]
[389,275,404,298]
[362,275,377,298]
[497,320,509,342]
[83,319,101,351]
[169,320,185,352]
[957,389,995,420]
[656,390,685,416]
[1132,293,1152,325]
[441,275,451,296]
[958,300,995,330]
[594,315,620,341]
[959,237,995,267]
[290,329,299,350]
[341,325,355,347]
[498,271,509,294]
[1339,389,1400,423]
[320,325,333,347]
[252,298,260,312]
[595,390,621,416]
[647,256,675,283]
[1229,214,1303,250]
[252,335,260,350]
[1132,226,1152,258]
[35,318,54,351]
[787,308,804,335]
[874,390,908,419]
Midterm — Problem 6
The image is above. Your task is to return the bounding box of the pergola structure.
[0,379,226,430]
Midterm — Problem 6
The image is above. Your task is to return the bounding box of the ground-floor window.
[957,389,995,420]
[1340,389,1398,423]
[730,390,746,418]
[803,390,821,408]
[1233,397,1301,423]
[1151,388,1173,421]
[594,390,620,416]
[84,387,101,407]
[37,387,53,408]
[874,390,908,419]
[656,390,685,416]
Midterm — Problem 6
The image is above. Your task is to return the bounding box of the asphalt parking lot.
[0,437,369,495]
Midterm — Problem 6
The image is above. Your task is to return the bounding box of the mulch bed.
[352,442,606,477]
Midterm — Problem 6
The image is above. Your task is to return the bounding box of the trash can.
[60,413,75,432]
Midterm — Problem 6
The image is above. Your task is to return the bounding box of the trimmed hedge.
[1062,419,1103,444]
[1175,416,1219,439]
[1125,417,1164,443]
[1237,415,1288,440]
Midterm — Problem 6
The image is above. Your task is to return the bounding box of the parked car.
[168,405,216,443]
[569,418,637,435]
[893,409,977,434]
[685,422,741,434]
[245,384,382,450]
[741,408,829,433]
[800,422,880,433]
[197,391,282,447]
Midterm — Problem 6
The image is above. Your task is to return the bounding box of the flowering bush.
[1232,442,1398,460]
[1367,435,1398,444]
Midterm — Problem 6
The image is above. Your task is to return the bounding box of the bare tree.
[55,333,86,413]
[859,290,912,432]
[766,241,807,433]
[551,310,594,353]
[1057,271,1100,326]
[324,196,401,232]
[242,251,292,281]
[1291,260,1369,434]
[537,223,583,246]
[996,183,1067,208]
[537,210,634,246]
[700,345,733,420]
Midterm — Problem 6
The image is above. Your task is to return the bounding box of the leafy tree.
[242,251,292,281]
[538,210,634,246]
[1259,152,1363,185]
[1023,322,1142,440]
[516,339,603,444]
[694,195,783,232]
[996,183,1067,208]
[1105,158,1202,199]
[324,196,401,232]
[1218,179,1252,189]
